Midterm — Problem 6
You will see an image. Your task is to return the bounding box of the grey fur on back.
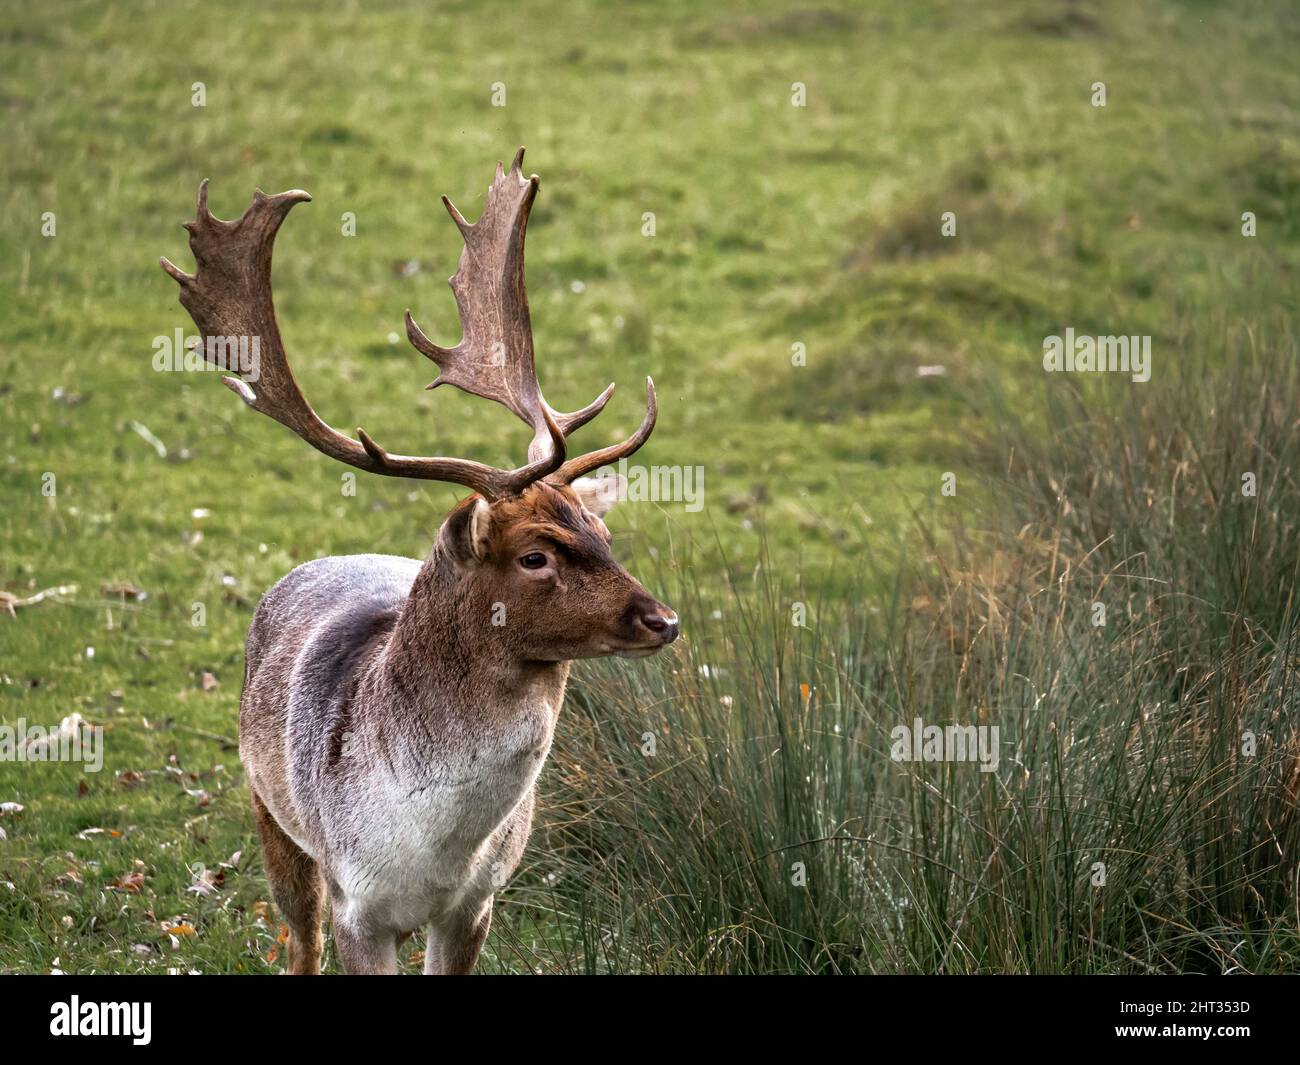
[244,554,420,682]
[240,555,421,853]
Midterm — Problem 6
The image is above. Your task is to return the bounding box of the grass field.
[2,0,1299,973]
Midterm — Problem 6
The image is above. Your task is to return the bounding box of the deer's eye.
[519,552,549,570]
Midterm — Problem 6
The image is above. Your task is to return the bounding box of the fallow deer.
[161,149,678,974]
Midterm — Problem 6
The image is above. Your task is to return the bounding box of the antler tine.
[161,181,552,501]
[556,381,616,435]
[406,309,457,378]
[440,195,473,242]
[158,256,193,286]
[552,378,658,484]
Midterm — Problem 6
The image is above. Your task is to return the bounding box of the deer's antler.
[406,148,657,482]
[160,150,656,501]
[160,181,563,501]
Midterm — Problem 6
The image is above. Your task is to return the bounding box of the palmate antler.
[160,148,656,500]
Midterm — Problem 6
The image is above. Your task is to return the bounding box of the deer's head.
[439,478,677,661]
[162,148,678,662]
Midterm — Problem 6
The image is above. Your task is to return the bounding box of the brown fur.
[239,480,677,974]
[252,788,325,975]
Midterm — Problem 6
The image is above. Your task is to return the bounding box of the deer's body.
[164,149,675,974]
[241,552,558,972]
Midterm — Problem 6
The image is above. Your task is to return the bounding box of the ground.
[2,0,1298,973]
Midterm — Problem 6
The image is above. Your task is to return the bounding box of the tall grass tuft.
[488,321,1300,974]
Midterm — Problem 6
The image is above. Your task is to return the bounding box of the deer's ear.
[441,497,493,565]
[571,475,625,519]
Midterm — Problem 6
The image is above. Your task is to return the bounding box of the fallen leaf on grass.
[110,871,145,893]
[101,582,147,601]
[187,866,224,897]
[76,826,123,840]
[161,918,197,939]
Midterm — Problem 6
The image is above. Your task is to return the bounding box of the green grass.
[1,0,1298,973]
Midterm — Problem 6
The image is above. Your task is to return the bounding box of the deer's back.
[239,554,420,851]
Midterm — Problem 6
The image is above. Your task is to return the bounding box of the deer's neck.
[382,551,570,720]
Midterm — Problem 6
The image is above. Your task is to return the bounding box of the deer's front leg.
[332,904,398,975]
[425,899,492,975]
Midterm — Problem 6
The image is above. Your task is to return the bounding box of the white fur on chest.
[331,700,556,931]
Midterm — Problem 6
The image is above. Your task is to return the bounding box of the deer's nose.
[640,609,680,642]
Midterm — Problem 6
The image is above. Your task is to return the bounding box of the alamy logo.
[0,716,103,772]
[49,997,151,1045]
[890,718,999,773]
[1042,328,1151,383]
[152,327,261,381]
[596,458,705,513]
